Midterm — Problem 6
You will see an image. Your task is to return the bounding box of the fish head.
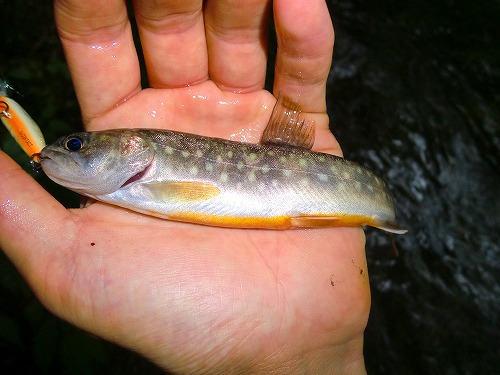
[40,130,154,196]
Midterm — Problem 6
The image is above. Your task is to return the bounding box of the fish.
[34,97,407,234]
[0,81,46,157]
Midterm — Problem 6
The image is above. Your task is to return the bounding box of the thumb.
[0,150,70,288]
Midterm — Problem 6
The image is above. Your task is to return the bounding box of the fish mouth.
[120,162,152,188]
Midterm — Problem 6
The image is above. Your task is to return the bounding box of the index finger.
[54,0,141,124]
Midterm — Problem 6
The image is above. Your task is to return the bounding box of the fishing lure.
[0,81,46,162]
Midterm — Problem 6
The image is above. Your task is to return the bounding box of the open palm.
[0,0,369,373]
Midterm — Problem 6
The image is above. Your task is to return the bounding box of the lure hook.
[30,153,43,172]
[0,100,12,119]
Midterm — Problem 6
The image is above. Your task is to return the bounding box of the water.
[0,0,499,374]
[327,1,500,373]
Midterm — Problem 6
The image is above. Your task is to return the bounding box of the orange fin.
[290,215,343,228]
[261,95,315,150]
[291,215,408,234]
[143,181,220,202]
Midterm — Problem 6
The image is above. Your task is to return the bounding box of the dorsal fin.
[261,95,315,150]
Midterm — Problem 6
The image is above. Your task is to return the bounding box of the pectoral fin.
[143,181,221,202]
[261,95,315,150]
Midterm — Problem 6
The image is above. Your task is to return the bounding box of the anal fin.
[290,215,409,234]
[261,95,315,150]
[290,215,343,228]
[372,222,408,234]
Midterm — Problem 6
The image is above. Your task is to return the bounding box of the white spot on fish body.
[342,171,351,180]
[205,162,214,172]
[195,149,203,157]
[262,164,270,173]
[299,159,307,167]
[318,173,328,182]
[181,150,190,158]
[249,153,257,161]
[227,150,233,158]
[216,155,223,162]
[165,146,174,155]
[189,166,198,175]
[220,172,229,182]
[237,161,244,170]
[248,172,256,182]
[330,165,338,173]
[283,169,292,177]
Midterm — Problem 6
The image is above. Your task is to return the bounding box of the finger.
[54,0,141,123]
[132,0,208,88]
[0,152,71,295]
[204,0,271,92]
[272,0,334,114]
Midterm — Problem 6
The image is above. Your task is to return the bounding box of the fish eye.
[64,136,84,152]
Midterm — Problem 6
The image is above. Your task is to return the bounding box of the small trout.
[34,97,407,233]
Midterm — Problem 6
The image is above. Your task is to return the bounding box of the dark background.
[0,0,499,374]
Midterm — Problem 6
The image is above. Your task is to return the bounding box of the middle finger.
[204,0,271,93]
[133,0,208,88]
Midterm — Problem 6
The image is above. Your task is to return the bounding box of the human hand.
[0,0,369,373]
